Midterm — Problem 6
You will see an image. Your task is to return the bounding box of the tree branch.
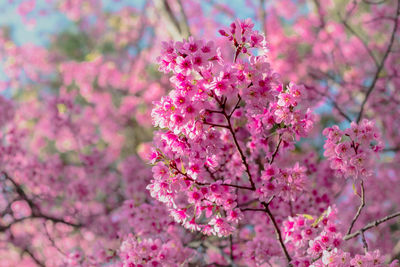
[262,202,293,266]
[269,136,282,164]
[360,229,369,252]
[0,171,82,231]
[23,247,45,267]
[209,94,255,190]
[225,110,255,190]
[346,180,366,235]
[344,211,400,240]
[171,164,253,190]
[356,0,400,122]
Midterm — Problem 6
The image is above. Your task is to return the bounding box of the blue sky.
[0,0,147,85]
[0,0,149,46]
[0,0,301,90]
[0,0,70,46]
[0,0,265,46]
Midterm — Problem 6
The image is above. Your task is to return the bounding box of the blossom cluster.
[313,249,398,267]
[283,206,342,265]
[148,19,315,239]
[323,119,383,179]
[284,207,399,267]
[119,234,192,267]
[256,162,308,202]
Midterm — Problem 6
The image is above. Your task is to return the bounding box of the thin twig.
[210,94,256,190]
[203,121,229,129]
[356,0,400,122]
[360,230,369,252]
[225,113,255,190]
[344,211,400,240]
[0,217,32,232]
[242,208,266,212]
[229,235,233,262]
[171,164,253,190]
[1,171,82,230]
[262,202,293,266]
[269,136,282,164]
[23,247,45,267]
[228,94,242,119]
[43,222,68,256]
[346,180,365,235]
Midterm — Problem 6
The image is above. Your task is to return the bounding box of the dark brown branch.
[0,214,81,233]
[206,109,224,114]
[204,166,219,181]
[1,171,82,231]
[2,172,37,212]
[220,183,254,190]
[171,164,253,190]
[203,121,229,129]
[346,180,366,235]
[242,208,266,212]
[269,136,282,164]
[0,197,19,217]
[344,211,400,240]
[356,0,400,122]
[43,222,68,256]
[228,94,242,119]
[225,110,255,190]
[33,214,81,228]
[360,229,369,252]
[229,235,234,262]
[0,217,32,232]
[23,247,45,267]
[262,202,293,266]
[266,195,275,205]
[209,94,255,190]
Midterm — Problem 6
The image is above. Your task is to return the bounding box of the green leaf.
[181,162,186,174]
[352,183,358,195]
[299,214,314,220]
[57,103,67,114]
[312,210,327,227]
